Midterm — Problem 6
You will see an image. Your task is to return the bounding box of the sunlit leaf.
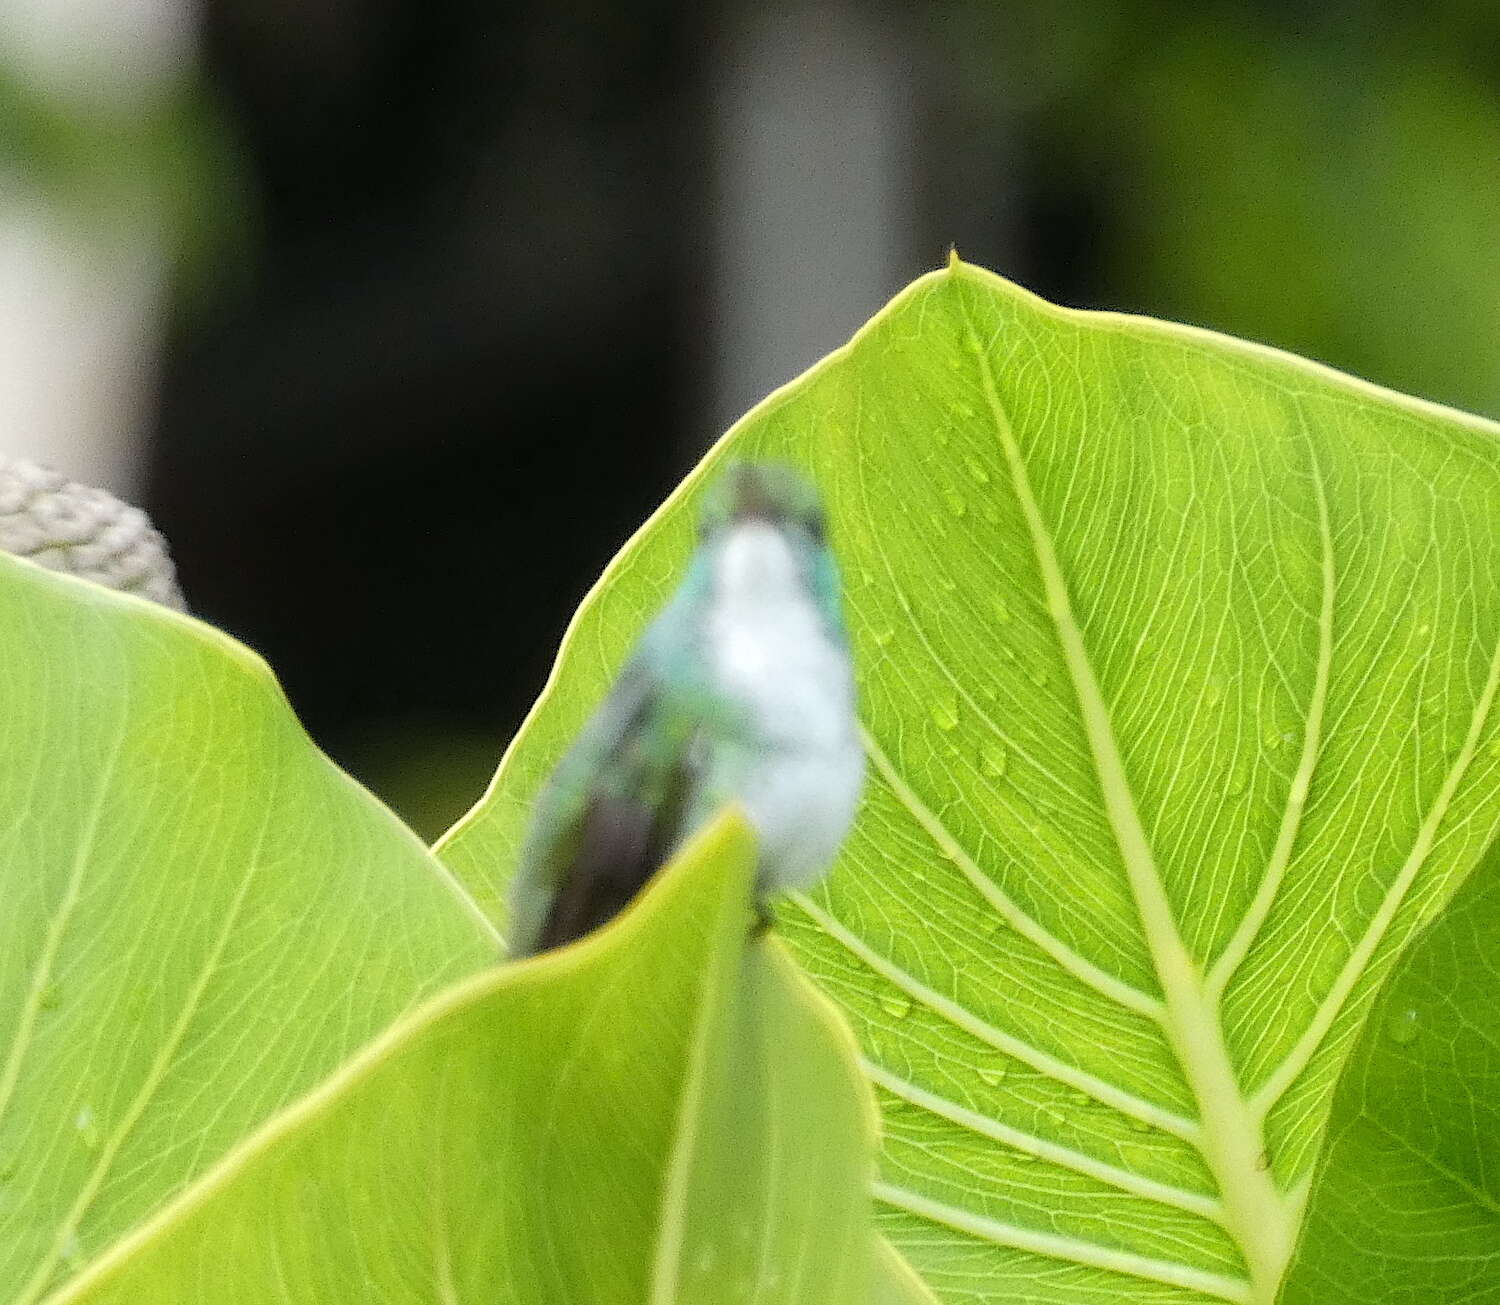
[0,556,498,1305]
[1279,837,1500,1302]
[46,814,876,1305]
[438,259,1500,1303]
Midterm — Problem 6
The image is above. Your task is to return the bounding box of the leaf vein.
[872,1180,1251,1303]
[793,894,1200,1140]
[862,728,1165,1020]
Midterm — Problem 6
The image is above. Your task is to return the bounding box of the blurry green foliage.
[934,1,1500,418]
[0,57,250,311]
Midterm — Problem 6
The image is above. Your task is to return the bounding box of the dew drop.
[1385,1007,1420,1046]
[879,994,913,1020]
[1416,622,1432,637]
[964,332,984,356]
[991,597,1011,623]
[963,455,992,486]
[1226,769,1248,797]
[75,1107,100,1150]
[945,492,968,518]
[980,744,1008,779]
[38,984,60,1011]
[62,1233,83,1268]
[1263,726,1283,752]
[871,628,894,647]
[1204,679,1223,707]
[931,695,961,731]
[976,1060,1008,1086]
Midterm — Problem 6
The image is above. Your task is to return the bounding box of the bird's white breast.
[706,523,863,888]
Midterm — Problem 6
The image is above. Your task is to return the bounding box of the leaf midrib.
[961,289,1291,1298]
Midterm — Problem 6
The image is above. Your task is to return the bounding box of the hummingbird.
[507,461,864,957]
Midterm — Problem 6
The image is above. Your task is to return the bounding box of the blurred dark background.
[3,0,1498,835]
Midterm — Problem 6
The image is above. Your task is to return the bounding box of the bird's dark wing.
[508,661,703,956]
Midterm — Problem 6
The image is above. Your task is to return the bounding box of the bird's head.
[697,461,842,627]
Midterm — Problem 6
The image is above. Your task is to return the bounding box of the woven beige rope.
[0,455,185,610]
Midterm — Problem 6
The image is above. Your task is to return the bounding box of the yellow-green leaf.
[1278,836,1500,1302]
[45,813,876,1305]
[437,259,1500,1303]
[0,555,498,1304]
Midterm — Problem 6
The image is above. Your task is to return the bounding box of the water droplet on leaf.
[931,696,960,731]
[963,456,992,486]
[75,1107,99,1150]
[945,492,967,518]
[39,984,60,1011]
[880,994,913,1020]
[871,628,894,647]
[991,597,1011,623]
[980,744,1008,778]
[1385,1008,1420,1046]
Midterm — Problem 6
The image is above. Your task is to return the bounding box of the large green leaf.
[1279,837,1500,1302]
[44,812,877,1305]
[0,555,499,1304]
[437,258,1500,1303]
